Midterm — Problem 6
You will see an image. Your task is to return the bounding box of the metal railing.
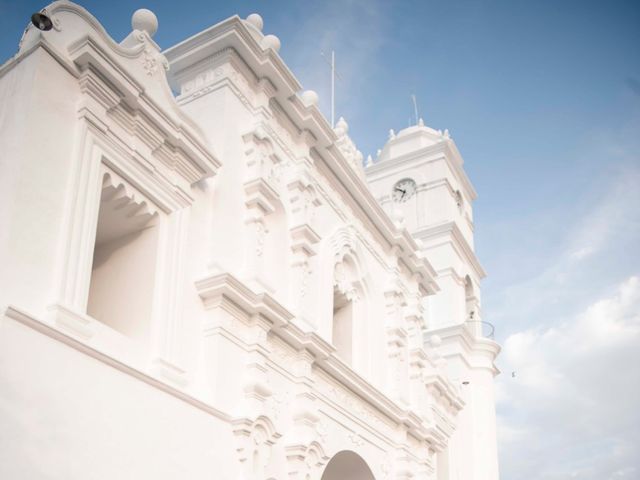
[465,320,495,340]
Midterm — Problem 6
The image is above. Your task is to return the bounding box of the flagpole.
[411,94,419,125]
[331,50,335,128]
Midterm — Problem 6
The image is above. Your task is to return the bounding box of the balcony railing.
[465,320,495,340]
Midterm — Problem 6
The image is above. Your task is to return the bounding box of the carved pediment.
[30,2,222,191]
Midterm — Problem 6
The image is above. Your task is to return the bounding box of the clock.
[392,178,416,203]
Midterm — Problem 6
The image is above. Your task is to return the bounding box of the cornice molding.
[426,323,501,375]
[194,272,454,446]
[414,221,486,280]
[164,17,439,297]
[5,1,220,186]
[69,36,219,183]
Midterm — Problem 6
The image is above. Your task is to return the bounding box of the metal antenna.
[411,94,419,125]
[321,50,342,127]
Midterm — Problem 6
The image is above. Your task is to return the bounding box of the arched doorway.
[321,450,375,480]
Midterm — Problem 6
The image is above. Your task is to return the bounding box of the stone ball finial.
[261,34,281,52]
[418,117,424,127]
[246,13,264,31]
[300,90,319,107]
[389,129,396,139]
[132,9,158,37]
[336,116,349,133]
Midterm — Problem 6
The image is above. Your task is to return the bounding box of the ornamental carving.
[288,174,321,227]
[330,226,368,303]
[380,454,394,480]
[268,389,292,422]
[233,416,282,479]
[268,336,297,371]
[315,375,395,435]
[348,431,365,447]
[142,47,159,75]
[285,441,329,480]
[299,260,312,298]
[334,260,359,302]
[334,117,365,177]
[254,220,268,256]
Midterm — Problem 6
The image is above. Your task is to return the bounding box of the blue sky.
[1,1,639,478]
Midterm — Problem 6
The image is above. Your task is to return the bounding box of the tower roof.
[377,119,452,163]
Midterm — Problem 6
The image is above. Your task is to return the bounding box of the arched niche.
[263,199,290,296]
[325,227,371,373]
[332,254,363,365]
[320,450,376,480]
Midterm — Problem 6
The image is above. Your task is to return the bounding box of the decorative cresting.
[333,117,365,179]
[233,415,282,479]
[287,169,322,326]
[384,276,410,406]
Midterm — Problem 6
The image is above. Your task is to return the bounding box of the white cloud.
[569,246,594,261]
[566,166,640,266]
[497,276,640,480]
[488,165,640,333]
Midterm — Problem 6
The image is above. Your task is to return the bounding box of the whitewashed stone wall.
[0,2,499,480]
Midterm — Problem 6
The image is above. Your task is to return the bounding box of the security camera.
[31,11,53,31]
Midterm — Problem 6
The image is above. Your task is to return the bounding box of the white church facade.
[0,3,500,479]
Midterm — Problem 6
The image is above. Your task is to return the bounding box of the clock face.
[392,178,416,203]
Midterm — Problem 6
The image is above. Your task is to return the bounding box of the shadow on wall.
[321,450,375,480]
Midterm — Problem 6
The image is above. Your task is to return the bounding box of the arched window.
[332,258,358,364]
[464,275,475,320]
[332,285,354,363]
[327,227,370,372]
[87,172,159,341]
[332,256,365,366]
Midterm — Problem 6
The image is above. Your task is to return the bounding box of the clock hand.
[394,187,406,195]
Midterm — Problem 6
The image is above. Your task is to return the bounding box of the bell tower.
[366,120,501,480]
[366,120,482,330]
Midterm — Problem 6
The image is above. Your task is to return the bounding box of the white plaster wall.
[0,4,500,479]
[176,65,404,396]
[0,313,235,480]
[0,50,80,317]
[180,88,255,280]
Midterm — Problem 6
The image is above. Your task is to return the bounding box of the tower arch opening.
[464,274,475,321]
